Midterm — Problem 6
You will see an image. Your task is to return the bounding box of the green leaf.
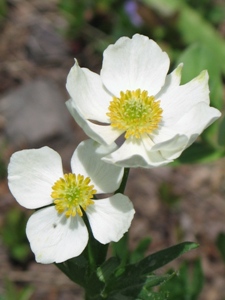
[108,274,173,300]
[97,257,120,283]
[108,291,169,300]
[124,242,198,278]
[137,290,170,300]
[105,242,198,296]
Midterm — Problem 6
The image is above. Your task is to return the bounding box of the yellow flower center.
[107,89,163,139]
[51,173,96,218]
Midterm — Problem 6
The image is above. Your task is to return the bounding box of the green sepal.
[57,254,105,299]
[56,254,89,287]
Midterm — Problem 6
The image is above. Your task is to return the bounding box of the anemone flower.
[66,34,221,168]
[8,140,134,264]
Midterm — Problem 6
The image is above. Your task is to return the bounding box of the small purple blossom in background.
[124,0,143,27]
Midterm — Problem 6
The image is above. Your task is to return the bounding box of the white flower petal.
[26,206,88,264]
[151,126,178,145]
[71,139,124,193]
[103,136,172,168]
[156,63,183,98]
[149,127,188,160]
[152,133,188,152]
[66,60,110,122]
[86,194,135,244]
[157,103,221,160]
[170,102,221,148]
[66,100,122,145]
[161,70,210,127]
[160,146,189,161]
[156,135,189,160]
[101,34,170,97]
[8,147,63,209]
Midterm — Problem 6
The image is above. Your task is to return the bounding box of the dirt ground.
[1,1,225,299]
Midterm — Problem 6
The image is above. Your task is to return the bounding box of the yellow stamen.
[107,89,163,139]
[51,173,96,218]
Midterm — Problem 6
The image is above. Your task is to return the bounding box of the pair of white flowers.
[8,34,221,264]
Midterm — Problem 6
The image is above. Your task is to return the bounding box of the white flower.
[66,34,221,168]
[8,139,135,264]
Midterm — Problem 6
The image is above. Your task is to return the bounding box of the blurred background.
[0,0,225,299]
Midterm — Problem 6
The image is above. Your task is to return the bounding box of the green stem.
[112,168,131,265]
[115,168,130,194]
[82,212,108,272]
[58,168,132,299]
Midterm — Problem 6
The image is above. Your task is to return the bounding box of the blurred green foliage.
[185,0,225,25]
[159,182,180,207]
[0,155,7,179]
[0,141,7,180]
[0,279,33,300]
[216,232,225,263]
[129,237,152,264]
[160,259,204,299]
[0,0,7,24]
[1,208,31,265]
[58,0,225,64]
[58,0,143,53]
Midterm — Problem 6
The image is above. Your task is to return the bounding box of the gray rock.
[26,23,69,65]
[0,78,71,147]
